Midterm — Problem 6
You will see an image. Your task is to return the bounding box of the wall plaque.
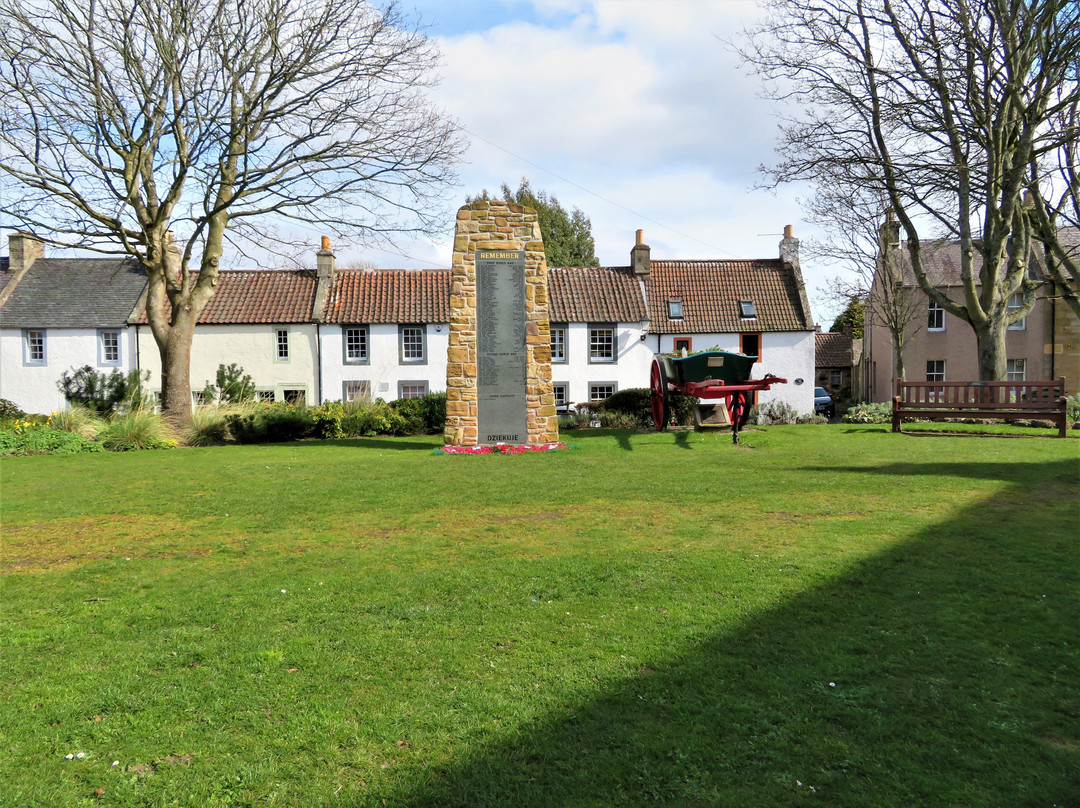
[477,250,527,443]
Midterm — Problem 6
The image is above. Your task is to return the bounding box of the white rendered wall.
[0,327,137,414]
[549,322,652,406]
[136,323,319,403]
[321,323,449,403]
[655,330,816,415]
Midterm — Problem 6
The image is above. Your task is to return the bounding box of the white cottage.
[0,234,146,414]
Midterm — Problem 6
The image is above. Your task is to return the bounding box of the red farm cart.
[650,350,787,443]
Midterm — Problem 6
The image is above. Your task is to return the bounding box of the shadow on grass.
[388,459,1078,807]
[294,436,442,452]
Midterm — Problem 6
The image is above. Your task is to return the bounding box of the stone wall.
[444,200,559,446]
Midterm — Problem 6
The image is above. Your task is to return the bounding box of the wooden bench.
[892,377,1069,437]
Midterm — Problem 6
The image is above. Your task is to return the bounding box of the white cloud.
[384,0,836,325]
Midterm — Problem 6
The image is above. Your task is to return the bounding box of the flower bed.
[436,442,568,455]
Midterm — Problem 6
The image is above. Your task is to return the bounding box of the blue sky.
[345,0,836,324]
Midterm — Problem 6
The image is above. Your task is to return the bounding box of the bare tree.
[741,0,1080,379]
[806,191,923,382]
[0,0,464,418]
[1028,85,1080,318]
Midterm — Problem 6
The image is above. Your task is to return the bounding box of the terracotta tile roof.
[646,259,814,333]
[323,269,451,324]
[816,331,854,367]
[548,266,647,323]
[133,270,316,324]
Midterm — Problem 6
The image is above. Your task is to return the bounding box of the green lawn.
[1,426,1077,807]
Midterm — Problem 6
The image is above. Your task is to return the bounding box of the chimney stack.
[631,229,650,278]
[317,235,335,280]
[312,236,336,323]
[779,224,799,267]
[7,232,43,274]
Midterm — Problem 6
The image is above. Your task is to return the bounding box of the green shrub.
[797,413,829,425]
[98,409,177,451]
[598,388,653,427]
[667,392,699,427]
[417,392,447,434]
[309,402,345,439]
[226,402,313,443]
[57,366,150,414]
[0,427,104,456]
[750,399,799,425]
[0,398,26,419]
[201,363,256,405]
[388,397,425,435]
[1067,393,1080,424]
[597,411,641,429]
[48,405,103,440]
[842,402,893,424]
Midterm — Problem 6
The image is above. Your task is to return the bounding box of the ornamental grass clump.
[98,408,177,451]
[183,405,235,446]
[48,405,103,440]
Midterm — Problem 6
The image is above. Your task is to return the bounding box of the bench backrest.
[894,378,1066,409]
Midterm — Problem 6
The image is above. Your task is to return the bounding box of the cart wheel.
[736,393,752,428]
[730,392,748,444]
[650,357,670,431]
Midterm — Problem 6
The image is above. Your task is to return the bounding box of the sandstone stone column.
[444,200,559,446]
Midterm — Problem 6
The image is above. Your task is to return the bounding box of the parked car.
[814,387,835,419]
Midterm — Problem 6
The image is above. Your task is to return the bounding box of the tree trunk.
[159,313,196,423]
[973,318,1008,380]
[892,338,905,382]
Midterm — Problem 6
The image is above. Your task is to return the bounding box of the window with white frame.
[928,301,945,331]
[399,325,426,363]
[23,329,45,365]
[668,300,684,319]
[343,380,370,402]
[256,389,275,403]
[1007,293,1026,330]
[344,326,368,363]
[1006,358,1026,382]
[283,388,306,405]
[399,381,427,399]
[550,324,567,362]
[830,369,843,386]
[275,327,290,361]
[99,329,121,365]
[738,299,758,319]
[589,382,616,402]
[926,359,945,402]
[588,324,615,362]
[552,382,568,408]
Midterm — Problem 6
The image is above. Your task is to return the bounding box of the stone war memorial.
[443,200,559,447]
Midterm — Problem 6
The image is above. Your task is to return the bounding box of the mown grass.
[1,426,1077,807]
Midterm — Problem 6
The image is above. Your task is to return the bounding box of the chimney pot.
[321,235,331,251]
[636,229,644,246]
[784,224,794,238]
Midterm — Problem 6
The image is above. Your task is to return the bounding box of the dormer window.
[739,300,757,319]
[668,300,683,319]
